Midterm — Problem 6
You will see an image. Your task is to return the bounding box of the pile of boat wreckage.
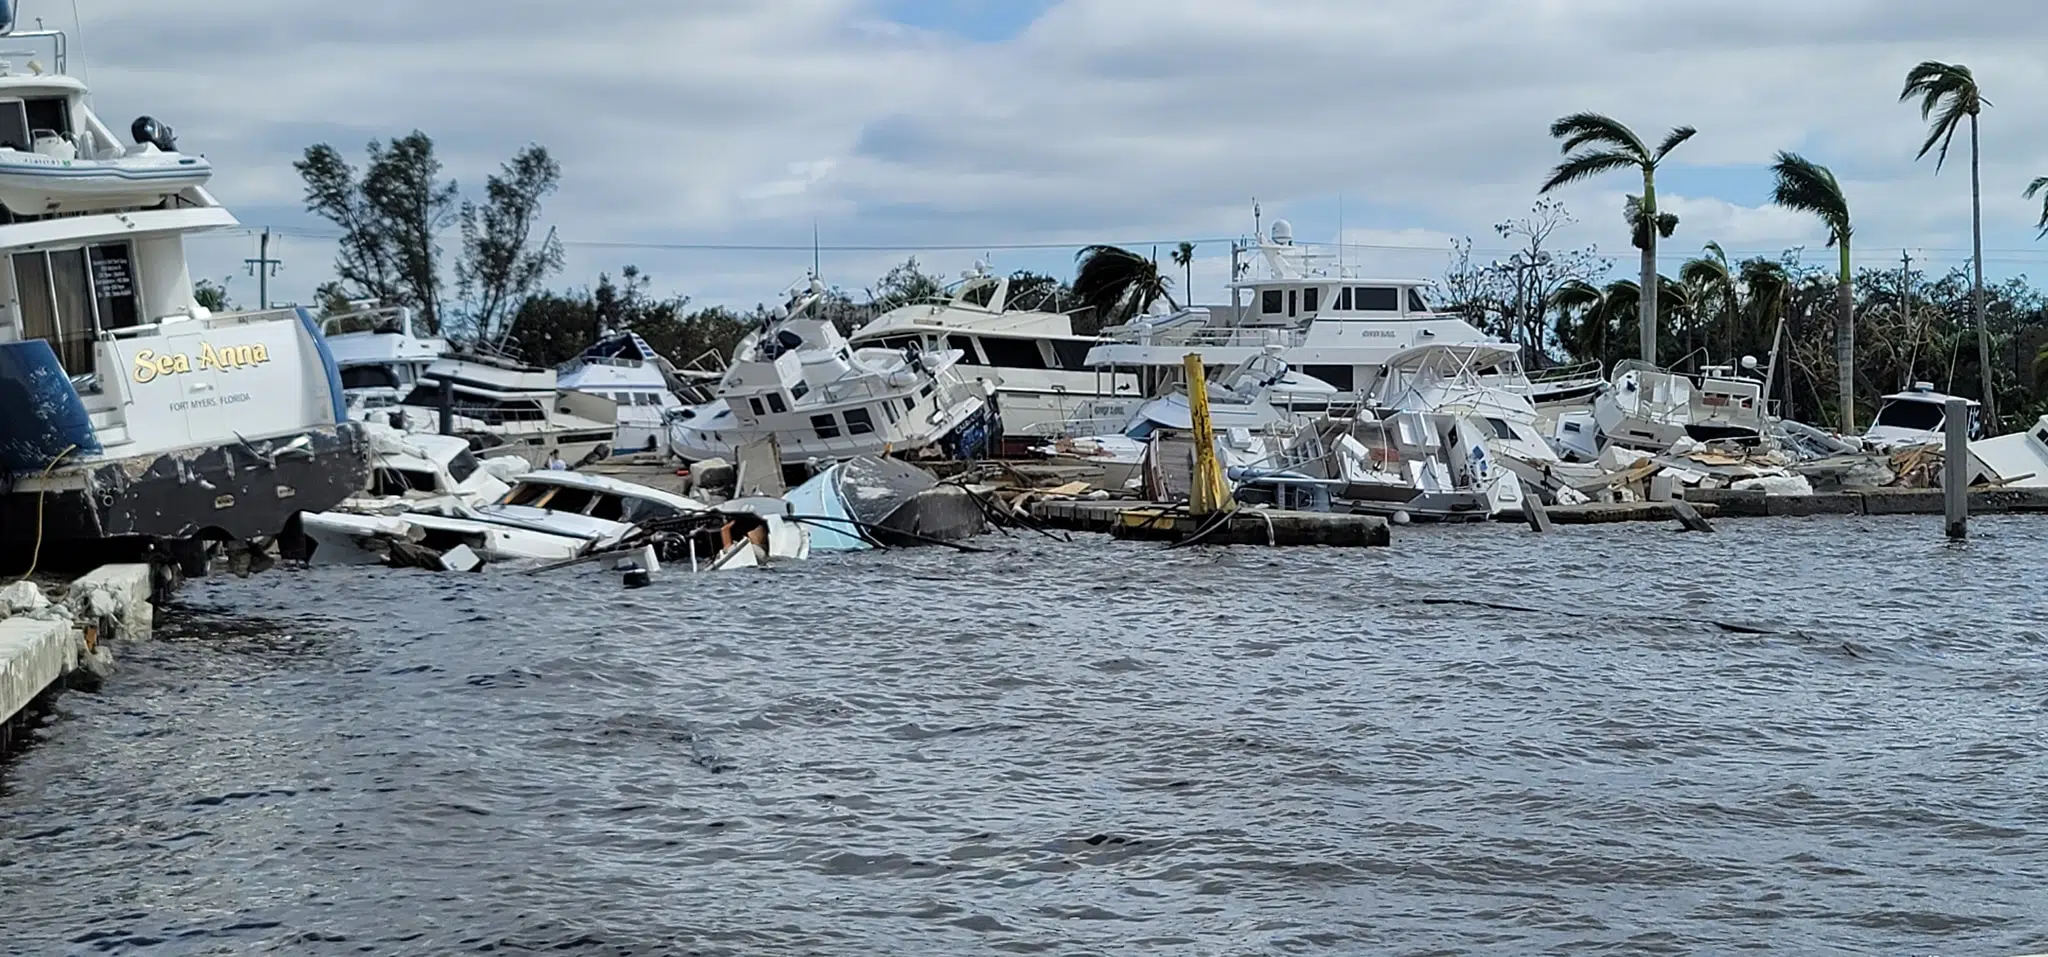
[292,424,992,581]
[1018,347,2048,523]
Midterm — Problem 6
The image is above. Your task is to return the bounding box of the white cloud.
[49,0,2048,312]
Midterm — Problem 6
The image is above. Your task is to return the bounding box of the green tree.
[296,131,459,334]
[506,266,747,371]
[1538,113,1696,365]
[1002,270,1070,313]
[1170,241,1196,308]
[456,144,565,346]
[294,144,399,309]
[1770,152,1857,431]
[1902,60,1996,427]
[193,278,233,312]
[866,257,945,315]
[1679,242,1737,362]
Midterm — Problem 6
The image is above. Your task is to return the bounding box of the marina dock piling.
[1944,396,1969,540]
[438,378,456,435]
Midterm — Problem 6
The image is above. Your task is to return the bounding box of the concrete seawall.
[1,564,153,756]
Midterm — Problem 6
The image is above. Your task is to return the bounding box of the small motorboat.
[0,118,213,215]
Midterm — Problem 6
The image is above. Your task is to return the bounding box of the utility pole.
[244,228,282,310]
[1900,249,1913,388]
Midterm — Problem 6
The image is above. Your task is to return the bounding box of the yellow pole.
[1183,352,1233,516]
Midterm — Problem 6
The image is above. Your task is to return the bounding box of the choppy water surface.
[4,516,2048,955]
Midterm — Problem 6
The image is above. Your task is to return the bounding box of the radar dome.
[1270,219,1294,245]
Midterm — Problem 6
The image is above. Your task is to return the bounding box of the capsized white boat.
[1967,414,2048,489]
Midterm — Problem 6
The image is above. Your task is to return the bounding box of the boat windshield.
[1873,399,1944,432]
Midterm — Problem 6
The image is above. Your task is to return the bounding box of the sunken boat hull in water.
[784,455,986,550]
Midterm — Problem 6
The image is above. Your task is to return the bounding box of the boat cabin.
[1867,382,1980,447]
[490,471,705,526]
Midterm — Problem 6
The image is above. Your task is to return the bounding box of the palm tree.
[1770,152,1857,432]
[1539,112,1696,365]
[1073,244,1173,331]
[1902,61,1996,427]
[1170,241,1196,310]
[1680,242,1737,362]
[1551,278,1639,371]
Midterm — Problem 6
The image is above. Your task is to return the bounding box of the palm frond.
[1679,250,1731,288]
[1901,61,1985,171]
[1539,149,1640,194]
[1548,112,1649,160]
[1653,126,1698,163]
[1769,151,1851,245]
[2030,176,2048,239]
[1549,278,1605,311]
[1072,244,1168,324]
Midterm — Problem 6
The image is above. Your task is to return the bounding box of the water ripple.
[4,517,2048,954]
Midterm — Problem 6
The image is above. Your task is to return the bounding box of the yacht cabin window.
[1407,289,1428,313]
[1337,287,1352,311]
[748,397,765,417]
[0,101,28,150]
[1051,339,1091,370]
[1262,290,1283,314]
[947,335,981,364]
[844,408,876,435]
[1288,289,1298,317]
[789,380,809,401]
[24,97,70,141]
[1302,288,1320,313]
[811,414,840,439]
[980,336,1045,370]
[1355,287,1399,312]
[766,393,788,414]
[13,241,141,379]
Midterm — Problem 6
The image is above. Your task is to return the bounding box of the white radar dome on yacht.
[1270,219,1294,245]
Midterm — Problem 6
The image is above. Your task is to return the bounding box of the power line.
[224,225,2048,266]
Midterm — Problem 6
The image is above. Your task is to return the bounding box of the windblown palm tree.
[1539,112,1696,365]
[1770,152,1857,432]
[1902,60,1996,427]
[1073,244,1173,331]
[1170,241,1196,310]
[1679,242,1737,362]
[1551,278,1639,371]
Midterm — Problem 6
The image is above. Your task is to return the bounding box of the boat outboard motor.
[131,116,178,153]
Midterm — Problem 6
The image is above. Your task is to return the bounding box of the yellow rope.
[14,443,79,584]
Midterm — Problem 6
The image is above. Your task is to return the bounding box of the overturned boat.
[782,455,986,551]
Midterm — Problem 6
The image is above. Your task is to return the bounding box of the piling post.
[438,378,455,436]
[1183,352,1232,517]
[1944,396,1969,540]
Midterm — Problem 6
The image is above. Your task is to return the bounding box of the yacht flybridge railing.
[1098,324,1307,350]
[0,28,70,75]
[1528,360,1601,384]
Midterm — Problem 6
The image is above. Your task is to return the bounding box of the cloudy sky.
[55,0,2048,312]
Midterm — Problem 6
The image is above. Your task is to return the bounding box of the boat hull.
[1,422,370,567]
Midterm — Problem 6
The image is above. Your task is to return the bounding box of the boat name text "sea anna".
[132,342,273,383]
